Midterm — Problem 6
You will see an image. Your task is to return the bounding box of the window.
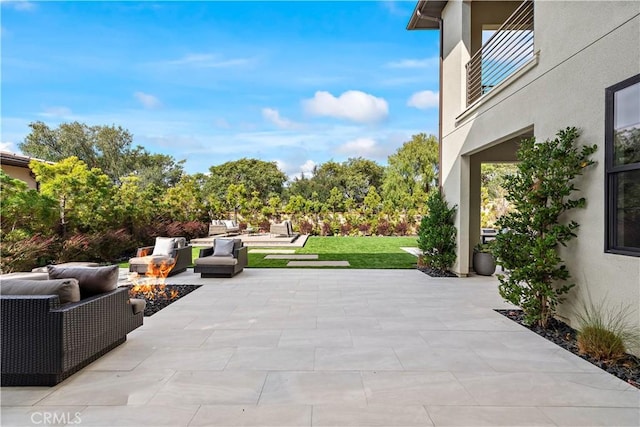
[605,74,640,256]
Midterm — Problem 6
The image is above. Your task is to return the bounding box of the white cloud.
[0,141,16,152]
[277,159,317,181]
[166,53,254,68]
[300,160,316,175]
[134,92,161,109]
[262,108,299,130]
[336,137,383,158]
[303,90,388,124]
[1,0,36,11]
[407,90,439,109]
[39,106,73,118]
[386,57,438,69]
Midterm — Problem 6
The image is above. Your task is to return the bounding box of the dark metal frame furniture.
[193,244,248,278]
[129,244,192,276]
[1,287,143,386]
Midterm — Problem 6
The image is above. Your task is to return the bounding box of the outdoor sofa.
[194,238,247,278]
[1,265,144,386]
[129,236,191,277]
[209,219,241,236]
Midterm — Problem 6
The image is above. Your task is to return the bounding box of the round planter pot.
[473,252,496,276]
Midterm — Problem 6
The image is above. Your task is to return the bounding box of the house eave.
[407,0,447,30]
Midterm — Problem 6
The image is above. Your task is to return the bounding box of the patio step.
[286,260,350,267]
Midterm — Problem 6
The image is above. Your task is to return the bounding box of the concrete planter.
[473,252,496,276]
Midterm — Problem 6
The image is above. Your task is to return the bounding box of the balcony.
[466,0,535,106]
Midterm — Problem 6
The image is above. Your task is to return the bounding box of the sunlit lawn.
[248,236,419,269]
[119,237,419,269]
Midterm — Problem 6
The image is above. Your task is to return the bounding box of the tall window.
[605,74,640,256]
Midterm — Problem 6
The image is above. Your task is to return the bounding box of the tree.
[207,158,287,203]
[327,187,345,215]
[480,163,518,228]
[493,127,597,328]
[362,186,382,217]
[383,133,438,211]
[226,183,247,221]
[417,192,457,273]
[0,170,58,237]
[162,175,207,222]
[30,157,115,235]
[19,121,184,186]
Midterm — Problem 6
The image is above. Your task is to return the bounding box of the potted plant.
[473,242,496,276]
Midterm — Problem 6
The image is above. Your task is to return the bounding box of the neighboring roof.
[0,151,53,168]
[407,1,447,30]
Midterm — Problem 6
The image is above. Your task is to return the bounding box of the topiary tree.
[417,192,457,273]
[492,127,597,328]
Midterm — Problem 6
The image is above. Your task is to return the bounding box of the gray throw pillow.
[213,239,235,257]
[0,278,81,304]
[47,265,119,297]
[152,237,175,256]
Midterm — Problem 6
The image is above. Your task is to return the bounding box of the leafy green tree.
[481,163,518,227]
[226,183,247,221]
[207,158,287,203]
[19,121,184,186]
[30,157,115,235]
[112,176,157,234]
[493,127,597,328]
[162,175,207,222]
[0,170,58,236]
[327,187,345,215]
[417,192,457,273]
[383,133,438,212]
[362,186,382,217]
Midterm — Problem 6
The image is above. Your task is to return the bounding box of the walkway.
[2,269,638,426]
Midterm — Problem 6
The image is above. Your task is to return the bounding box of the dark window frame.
[605,73,640,256]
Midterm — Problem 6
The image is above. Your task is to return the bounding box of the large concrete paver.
[2,269,638,427]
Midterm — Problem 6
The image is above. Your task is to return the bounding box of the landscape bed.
[496,309,640,388]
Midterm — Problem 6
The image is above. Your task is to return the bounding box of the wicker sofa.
[1,272,144,386]
[194,238,247,278]
[209,220,241,236]
[270,220,294,237]
[129,237,192,277]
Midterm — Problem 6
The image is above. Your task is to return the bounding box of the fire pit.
[123,283,201,316]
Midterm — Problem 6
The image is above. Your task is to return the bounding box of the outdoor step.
[400,247,421,256]
[286,260,350,267]
[265,254,319,260]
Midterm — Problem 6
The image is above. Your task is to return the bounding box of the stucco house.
[407,1,639,335]
[0,151,46,190]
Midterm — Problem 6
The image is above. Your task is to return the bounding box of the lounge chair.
[270,220,294,237]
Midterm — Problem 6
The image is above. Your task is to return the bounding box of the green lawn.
[248,236,419,269]
[119,237,420,269]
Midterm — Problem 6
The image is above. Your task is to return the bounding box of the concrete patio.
[2,269,638,426]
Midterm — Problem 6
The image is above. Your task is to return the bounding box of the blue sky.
[1,0,440,177]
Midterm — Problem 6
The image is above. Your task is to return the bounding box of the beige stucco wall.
[439,0,640,345]
[1,164,37,189]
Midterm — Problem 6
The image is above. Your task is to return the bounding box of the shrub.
[321,221,333,236]
[576,296,640,361]
[493,127,597,328]
[417,192,457,273]
[358,222,371,235]
[58,233,96,263]
[298,220,314,235]
[376,219,392,236]
[395,221,409,236]
[0,234,57,273]
[340,222,352,236]
[93,229,135,262]
[258,219,271,233]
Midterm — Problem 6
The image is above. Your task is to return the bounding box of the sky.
[1,0,440,178]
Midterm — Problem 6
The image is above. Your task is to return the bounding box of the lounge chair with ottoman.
[1,265,144,386]
[128,236,191,277]
[194,238,247,278]
[270,220,294,237]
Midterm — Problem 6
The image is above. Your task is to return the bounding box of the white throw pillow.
[152,237,175,256]
[213,239,235,257]
[223,220,235,228]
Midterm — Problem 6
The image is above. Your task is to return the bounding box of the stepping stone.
[249,249,296,254]
[287,261,350,267]
[265,254,319,260]
[400,247,422,257]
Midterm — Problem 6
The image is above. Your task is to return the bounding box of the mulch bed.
[496,309,640,389]
[418,267,458,277]
[123,284,202,317]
